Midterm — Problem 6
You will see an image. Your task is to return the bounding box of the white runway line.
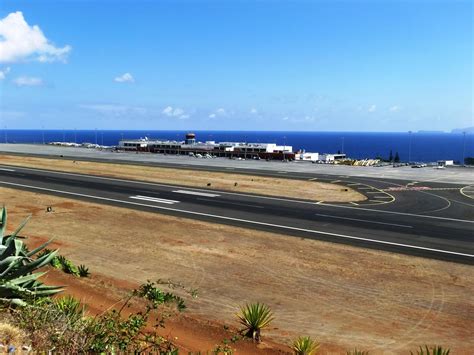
[130,195,180,204]
[0,168,15,172]
[315,213,413,228]
[173,190,220,197]
[0,180,473,259]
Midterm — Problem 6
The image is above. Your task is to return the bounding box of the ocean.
[1,129,473,163]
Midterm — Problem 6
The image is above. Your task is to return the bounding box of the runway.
[0,163,473,264]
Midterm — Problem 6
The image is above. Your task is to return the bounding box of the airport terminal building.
[118,133,295,160]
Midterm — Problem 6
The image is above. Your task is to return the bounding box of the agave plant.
[236,302,274,343]
[292,336,319,355]
[78,264,90,277]
[0,207,62,306]
[411,345,450,355]
[347,349,369,355]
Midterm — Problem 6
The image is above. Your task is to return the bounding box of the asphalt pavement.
[0,163,472,264]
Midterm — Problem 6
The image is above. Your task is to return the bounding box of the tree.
[389,150,393,162]
[394,152,400,163]
[465,157,474,165]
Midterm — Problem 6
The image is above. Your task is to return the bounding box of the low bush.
[292,336,319,355]
[236,302,273,343]
[9,280,188,353]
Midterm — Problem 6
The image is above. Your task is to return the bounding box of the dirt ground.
[2,187,473,354]
[0,154,365,203]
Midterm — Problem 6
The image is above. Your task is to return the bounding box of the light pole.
[408,131,412,164]
[95,128,98,145]
[341,136,345,154]
[462,131,467,166]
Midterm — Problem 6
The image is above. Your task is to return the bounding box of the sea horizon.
[2,129,472,163]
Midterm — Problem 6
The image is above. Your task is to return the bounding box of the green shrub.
[347,349,369,355]
[11,280,187,353]
[292,336,319,355]
[236,302,273,343]
[410,345,450,355]
[78,265,90,277]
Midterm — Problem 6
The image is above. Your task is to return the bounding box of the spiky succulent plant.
[0,207,62,306]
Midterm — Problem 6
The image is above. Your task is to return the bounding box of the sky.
[0,0,472,131]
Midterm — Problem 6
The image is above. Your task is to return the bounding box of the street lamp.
[462,131,467,166]
[408,131,412,164]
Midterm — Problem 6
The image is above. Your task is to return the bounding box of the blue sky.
[0,0,472,131]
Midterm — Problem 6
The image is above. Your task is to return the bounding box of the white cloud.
[250,108,258,114]
[79,104,147,116]
[0,67,10,80]
[0,12,71,63]
[162,106,189,119]
[209,107,228,118]
[389,105,400,112]
[114,72,134,83]
[12,76,43,87]
[368,104,377,112]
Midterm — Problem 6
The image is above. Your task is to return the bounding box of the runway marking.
[173,190,220,198]
[349,202,359,206]
[0,180,471,260]
[196,197,264,209]
[460,185,474,200]
[318,201,473,224]
[315,213,413,228]
[2,165,328,206]
[0,168,15,172]
[130,195,180,204]
[330,180,341,183]
[372,195,393,199]
[386,186,431,191]
[308,177,318,181]
[347,183,360,186]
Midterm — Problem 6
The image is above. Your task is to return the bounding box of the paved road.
[0,164,472,264]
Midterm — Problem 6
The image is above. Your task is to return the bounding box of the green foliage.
[0,207,62,306]
[347,349,369,355]
[55,296,85,322]
[410,345,450,355]
[236,302,273,343]
[11,281,187,353]
[464,157,474,165]
[292,336,319,355]
[77,264,90,277]
[43,252,86,277]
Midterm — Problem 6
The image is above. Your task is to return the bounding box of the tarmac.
[0,143,472,185]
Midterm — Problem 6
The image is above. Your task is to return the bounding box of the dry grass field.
[0,154,365,202]
[2,186,473,354]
